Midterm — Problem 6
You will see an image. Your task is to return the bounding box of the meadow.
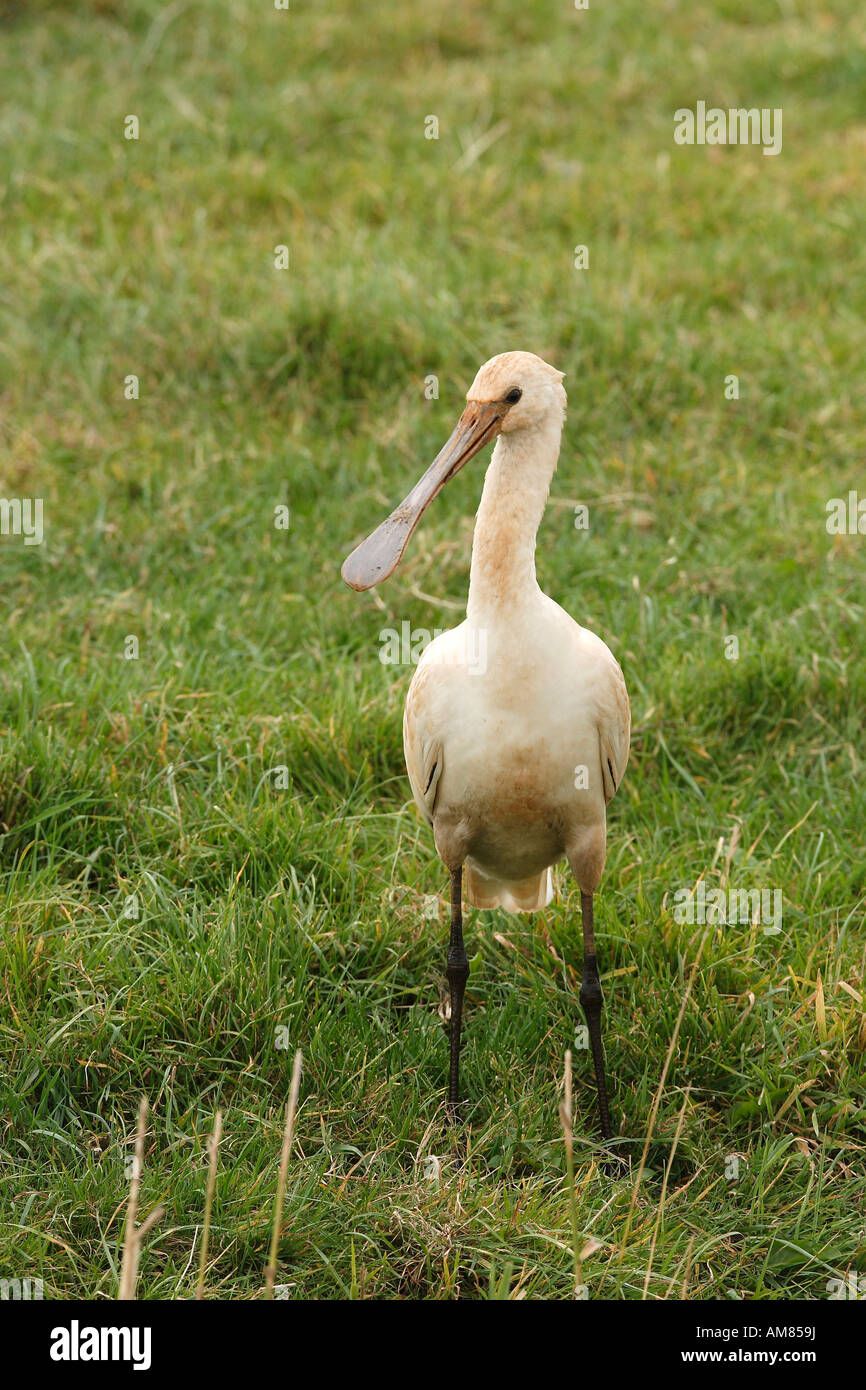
[0,0,864,1300]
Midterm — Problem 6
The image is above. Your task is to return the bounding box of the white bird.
[342,351,630,1140]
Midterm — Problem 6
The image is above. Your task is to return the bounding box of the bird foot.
[598,1147,629,1179]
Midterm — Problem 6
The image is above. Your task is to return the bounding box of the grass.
[0,0,864,1300]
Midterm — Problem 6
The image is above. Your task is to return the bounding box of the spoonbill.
[342,351,630,1141]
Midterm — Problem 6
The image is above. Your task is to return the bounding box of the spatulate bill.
[341,401,504,591]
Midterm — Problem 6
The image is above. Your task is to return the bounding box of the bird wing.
[402,638,454,825]
[598,653,631,804]
[403,715,442,826]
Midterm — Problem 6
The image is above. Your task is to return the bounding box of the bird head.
[465,350,566,434]
[341,351,566,591]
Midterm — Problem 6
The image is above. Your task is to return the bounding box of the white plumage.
[343,350,630,1130]
[402,352,629,909]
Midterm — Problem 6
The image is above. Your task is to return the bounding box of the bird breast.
[403,599,625,873]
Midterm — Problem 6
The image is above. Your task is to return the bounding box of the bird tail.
[464,861,553,914]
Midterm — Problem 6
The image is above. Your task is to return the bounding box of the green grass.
[1,0,865,1300]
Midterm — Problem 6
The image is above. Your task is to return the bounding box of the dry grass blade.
[558,1050,582,1297]
[619,933,708,1264]
[679,1234,696,1300]
[265,1049,303,1299]
[641,1083,691,1299]
[118,1097,164,1300]
[815,970,827,1041]
[195,1109,223,1300]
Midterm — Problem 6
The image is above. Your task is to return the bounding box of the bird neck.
[467,417,562,620]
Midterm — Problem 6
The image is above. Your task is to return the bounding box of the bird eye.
[505,387,522,404]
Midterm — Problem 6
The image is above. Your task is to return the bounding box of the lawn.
[0,0,864,1300]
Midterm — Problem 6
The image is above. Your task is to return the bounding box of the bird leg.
[579,891,613,1142]
[446,865,469,1114]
